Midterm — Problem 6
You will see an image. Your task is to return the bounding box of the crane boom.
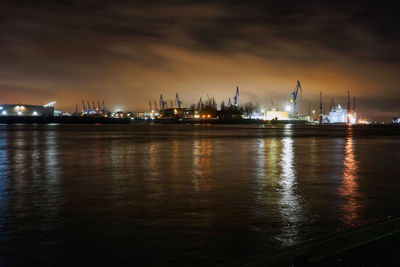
[176,93,182,108]
[233,86,239,106]
[160,94,166,110]
[290,80,302,115]
[82,100,86,113]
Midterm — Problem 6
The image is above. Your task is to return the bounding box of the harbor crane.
[175,93,182,109]
[82,100,87,113]
[233,86,239,106]
[199,97,205,110]
[87,100,91,113]
[160,94,167,110]
[290,80,302,115]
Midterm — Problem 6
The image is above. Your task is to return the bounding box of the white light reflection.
[192,139,213,192]
[147,142,159,181]
[42,130,61,223]
[171,140,180,182]
[31,131,41,180]
[255,138,265,196]
[253,137,282,221]
[45,131,59,184]
[0,131,9,238]
[276,137,305,246]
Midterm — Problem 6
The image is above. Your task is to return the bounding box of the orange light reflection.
[339,136,362,226]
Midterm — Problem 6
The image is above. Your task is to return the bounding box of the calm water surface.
[0,124,400,265]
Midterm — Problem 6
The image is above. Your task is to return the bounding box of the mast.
[319,92,323,124]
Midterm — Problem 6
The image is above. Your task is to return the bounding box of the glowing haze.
[1,1,399,120]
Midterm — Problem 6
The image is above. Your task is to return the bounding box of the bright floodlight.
[285,105,292,112]
[44,101,56,107]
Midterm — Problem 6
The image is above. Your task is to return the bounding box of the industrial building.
[158,108,194,119]
[0,104,54,117]
[264,110,289,121]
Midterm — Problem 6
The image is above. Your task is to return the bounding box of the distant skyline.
[1,1,399,120]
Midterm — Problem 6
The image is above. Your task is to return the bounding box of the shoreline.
[0,116,395,125]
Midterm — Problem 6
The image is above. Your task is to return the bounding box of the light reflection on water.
[193,139,213,192]
[0,131,9,242]
[276,136,305,246]
[0,124,399,265]
[339,132,362,226]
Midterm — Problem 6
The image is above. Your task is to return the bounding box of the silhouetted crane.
[160,94,166,110]
[176,93,182,108]
[233,86,239,106]
[290,81,302,115]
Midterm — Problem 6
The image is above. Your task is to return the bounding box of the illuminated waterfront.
[0,124,400,265]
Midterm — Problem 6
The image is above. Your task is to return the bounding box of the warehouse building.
[0,104,54,117]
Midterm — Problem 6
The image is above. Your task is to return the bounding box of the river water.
[0,124,399,265]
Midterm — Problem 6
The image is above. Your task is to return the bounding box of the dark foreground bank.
[228,216,400,266]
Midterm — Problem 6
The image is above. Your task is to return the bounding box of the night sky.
[1,1,399,120]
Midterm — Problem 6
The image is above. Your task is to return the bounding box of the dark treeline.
[187,97,261,119]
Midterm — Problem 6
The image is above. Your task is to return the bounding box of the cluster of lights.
[14,105,26,111]
[202,114,212,118]
[347,113,357,125]
[44,101,56,107]
[358,119,371,125]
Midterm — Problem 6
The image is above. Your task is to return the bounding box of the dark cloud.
[0,0,399,120]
